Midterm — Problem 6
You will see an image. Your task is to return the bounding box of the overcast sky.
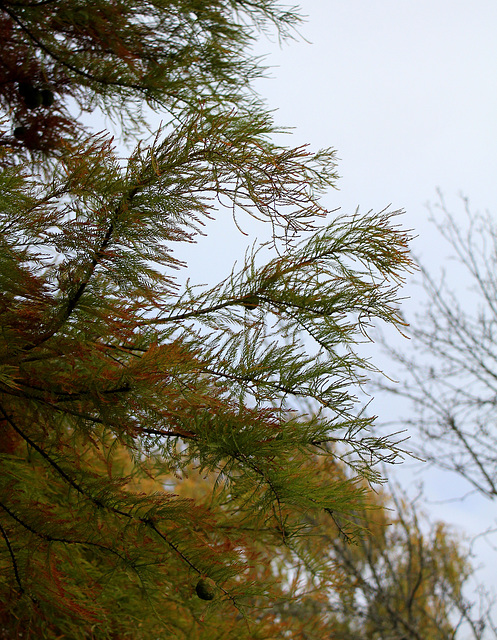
[253,0,497,224]
[95,0,497,619]
[244,0,497,610]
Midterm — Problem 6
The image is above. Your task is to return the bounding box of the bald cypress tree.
[0,1,415,637]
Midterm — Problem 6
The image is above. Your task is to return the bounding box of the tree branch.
[0,521,24,595]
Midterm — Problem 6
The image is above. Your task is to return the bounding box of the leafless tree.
[373,192,497,500]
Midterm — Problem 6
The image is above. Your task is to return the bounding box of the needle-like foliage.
[0,1,418,637]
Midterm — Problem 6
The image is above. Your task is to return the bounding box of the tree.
[0,1,419,637]
[273,468,491,640]
[170,456,489,640]
[0,0,300,161]
[372,193,497,500]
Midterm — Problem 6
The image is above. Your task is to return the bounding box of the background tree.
[272,466,492,640]
[372,193,497,501]
[325,488,491,640]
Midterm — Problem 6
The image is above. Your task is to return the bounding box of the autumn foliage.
[0,1,483,639]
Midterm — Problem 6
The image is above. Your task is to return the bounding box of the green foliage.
[0,0,301,159]
[0,1,451,638]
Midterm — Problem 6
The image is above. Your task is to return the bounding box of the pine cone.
[195,578,216,601]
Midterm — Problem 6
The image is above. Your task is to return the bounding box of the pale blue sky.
[253,0,497,233]
[159,0,497,608]
[251,0,497,611]
[93,0,497,623]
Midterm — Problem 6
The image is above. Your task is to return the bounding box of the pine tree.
[1,1,416,637]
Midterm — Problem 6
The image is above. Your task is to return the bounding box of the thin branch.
[0,500,129,564]
[0,521,24,595]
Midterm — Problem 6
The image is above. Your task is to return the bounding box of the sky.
[170,0,497,614]
[243,0,497,613]
[93,0,497,624]
[252,0,497,224]
[177,0,497,281]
